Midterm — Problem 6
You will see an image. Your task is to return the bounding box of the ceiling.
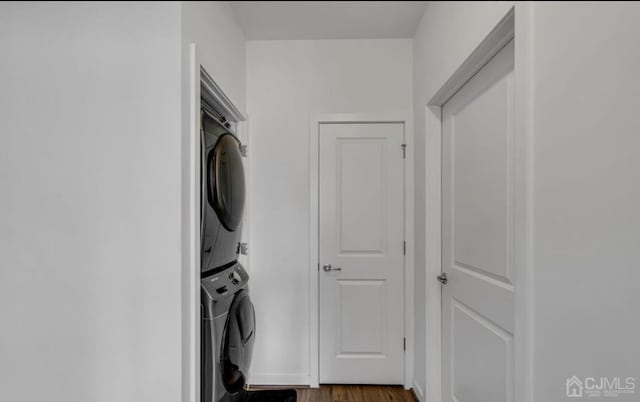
[230,1,428,40]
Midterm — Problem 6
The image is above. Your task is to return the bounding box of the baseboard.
[411,381,425,402]
[248,373,311,387]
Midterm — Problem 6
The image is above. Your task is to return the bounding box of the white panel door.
[442,40,515,402]
[319,122,405,384]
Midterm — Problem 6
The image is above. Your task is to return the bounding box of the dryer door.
[220,290,255,394]
[201,113,246,273]
[207,133,245,232]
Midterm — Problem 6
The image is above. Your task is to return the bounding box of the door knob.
[322,264,342,272]
[437,272,448,285]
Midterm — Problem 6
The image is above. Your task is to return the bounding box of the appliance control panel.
[201,263,249,302]
[229,270,242,285]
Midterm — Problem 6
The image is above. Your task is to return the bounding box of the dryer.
[200,107,245,275]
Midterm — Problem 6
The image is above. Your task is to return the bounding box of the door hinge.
[403,337,406,351]
[403,241,406,255]
[401,143,406,159]
[219,115,230,127]
[240,144,248,157]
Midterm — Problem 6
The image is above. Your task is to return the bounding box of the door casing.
[309,112,415,389]
[423,6,534,402]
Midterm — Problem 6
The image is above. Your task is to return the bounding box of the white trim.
[308,116,319,388]
[423,7,533,402]
[429,10,515,106]
[200,66,246,123]
[181,43,200,402]
[513,3,535,402]
[424,104,442,402]
[309,112,414,389]
[249,374,312,387]
[412,381,425,402]
[404,112,416,391]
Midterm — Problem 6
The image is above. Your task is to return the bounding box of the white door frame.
[309,112,415,389]
[181,44,248,402]
[423,5,534,402]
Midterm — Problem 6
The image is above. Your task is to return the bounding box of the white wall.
[0,3,182,402]
[412,1,514,396]
[246,39,413,384]
[413,2,640,400]
[182,1,247,113]
[531,3,640,400]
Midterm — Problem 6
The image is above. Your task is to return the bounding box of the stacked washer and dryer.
[200,102,256,402]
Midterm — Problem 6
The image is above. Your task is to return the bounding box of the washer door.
[207,133,245,232]
[220,290,255,394]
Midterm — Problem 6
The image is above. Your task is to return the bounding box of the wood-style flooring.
[248,385,417,402]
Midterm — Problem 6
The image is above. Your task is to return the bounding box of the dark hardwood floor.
[248,385,417,402]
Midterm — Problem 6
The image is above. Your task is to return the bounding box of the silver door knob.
[323,264,342,272]
[437,272,448,285]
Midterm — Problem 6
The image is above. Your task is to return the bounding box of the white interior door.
[319,122,405,384]
[442,40,515,402]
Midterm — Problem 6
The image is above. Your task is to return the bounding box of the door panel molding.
[450,298,514,402]
[337,279,387,356]
[309,112,414,389]
[337,138,388,255]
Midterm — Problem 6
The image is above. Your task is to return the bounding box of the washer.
[201,263,255,402]
[200,107,245,275]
